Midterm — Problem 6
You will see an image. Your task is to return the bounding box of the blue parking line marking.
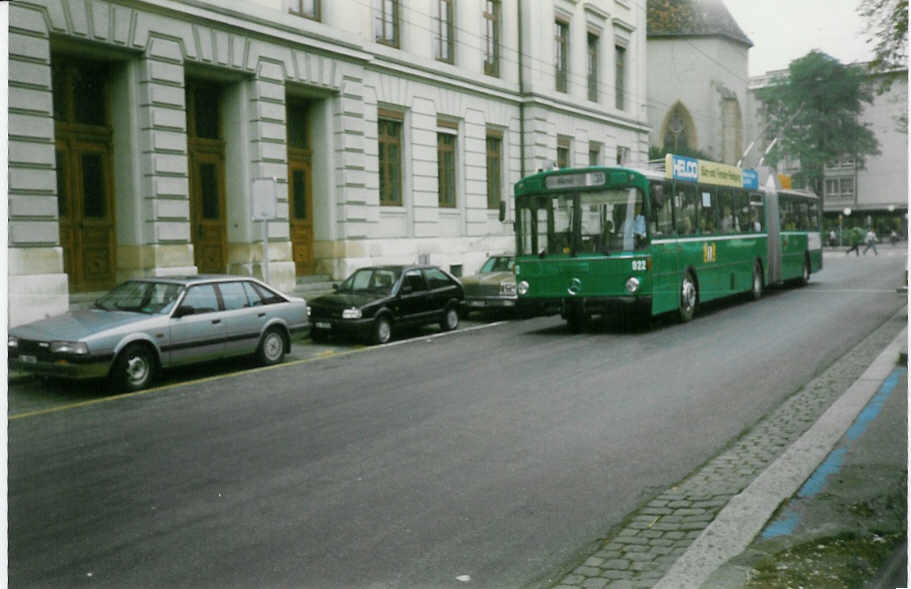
[762,511,800,539]
[760,366,906,540]
[845,367,904,441]
[797,448,846,499]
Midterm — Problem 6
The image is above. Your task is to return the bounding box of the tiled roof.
[647,0,753,47]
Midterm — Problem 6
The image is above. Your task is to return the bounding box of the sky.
[722,0,876,76]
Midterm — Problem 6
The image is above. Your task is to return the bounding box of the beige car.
[460,255,519,318]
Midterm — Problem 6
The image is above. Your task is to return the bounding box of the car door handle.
[211,319,221,324]
[258,312,266,317]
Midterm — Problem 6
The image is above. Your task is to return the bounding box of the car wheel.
[257,327,286,366]
[751,261,764,300]
[679,271,697,323]
[440,305,459,332]
[310,327,328,343]
[372,316,392,345]
[111,343,156,392]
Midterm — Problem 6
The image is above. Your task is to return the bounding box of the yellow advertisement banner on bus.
[699,161,742,187]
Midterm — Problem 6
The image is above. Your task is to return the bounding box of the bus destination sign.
[545,171,606,189]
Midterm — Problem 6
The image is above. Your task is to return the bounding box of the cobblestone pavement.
[546,308,907,589]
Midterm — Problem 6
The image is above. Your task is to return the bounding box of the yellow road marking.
[9,345,364,421]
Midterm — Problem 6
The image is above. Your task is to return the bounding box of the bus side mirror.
[498,201,507,222]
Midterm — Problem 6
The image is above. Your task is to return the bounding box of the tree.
[755,51,880,205]
[858,0,907,130]
[858,0,907,74]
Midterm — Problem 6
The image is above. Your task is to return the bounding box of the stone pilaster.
[8,2,68,325]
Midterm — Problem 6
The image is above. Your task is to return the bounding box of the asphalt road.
[8,249,907,589]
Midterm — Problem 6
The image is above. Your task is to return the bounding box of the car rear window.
[424,268,454,289]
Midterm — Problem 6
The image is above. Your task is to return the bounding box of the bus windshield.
[517,187,646,256]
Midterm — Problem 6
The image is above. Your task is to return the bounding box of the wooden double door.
[188,142,227,274]
[56,133,116,292]
[288,146,314,275]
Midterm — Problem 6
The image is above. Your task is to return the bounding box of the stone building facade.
[645,0,752,164]
[8,0,650,326]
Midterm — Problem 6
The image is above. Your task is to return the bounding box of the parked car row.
[8,257,522,392]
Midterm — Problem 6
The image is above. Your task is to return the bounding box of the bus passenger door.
[649,181,681,315]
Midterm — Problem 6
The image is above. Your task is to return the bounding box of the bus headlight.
[517,280,530,295]
[625,277,640,294]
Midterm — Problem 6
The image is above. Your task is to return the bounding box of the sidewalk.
[673,332,908,589]
[546,307,907,589]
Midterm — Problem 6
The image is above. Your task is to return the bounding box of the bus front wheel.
[566,302,585,333]
[679,272,697,323]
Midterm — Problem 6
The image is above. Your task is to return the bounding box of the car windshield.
[94,281,184,314]
[337,268,402,295]
[480,256,514,273]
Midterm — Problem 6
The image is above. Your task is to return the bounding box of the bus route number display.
[545,171,606,189]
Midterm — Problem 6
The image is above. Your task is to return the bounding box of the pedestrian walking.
[845,227,862,256]
[863,229,878,255]
[890,230,899,246]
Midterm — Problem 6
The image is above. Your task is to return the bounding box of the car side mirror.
[332,283,340,292]
[174,305,195,318]
[498,201,507,222]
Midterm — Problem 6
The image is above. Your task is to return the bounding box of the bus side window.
[717,190,734,233]
[750,194,764,232]
[675,185,697,236]
[652,181,674,236]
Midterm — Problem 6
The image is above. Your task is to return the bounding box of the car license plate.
[20,354,37,364]
[315,322,331,329]
[469,300,486,307]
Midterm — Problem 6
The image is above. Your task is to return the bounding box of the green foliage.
[756,51,880,198]
[858,0,908,74]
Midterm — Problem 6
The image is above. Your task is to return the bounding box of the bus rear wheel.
[679,272,697,323]
[751,261,764,300]
[798,255,810,286]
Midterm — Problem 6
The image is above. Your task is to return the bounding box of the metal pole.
[262,219,270,285]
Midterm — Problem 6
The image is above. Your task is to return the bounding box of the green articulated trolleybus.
[513,153,822,331]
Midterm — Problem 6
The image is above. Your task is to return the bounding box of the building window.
[615,44,626,110]
[378,111,403,206]
[289,0,319,20]
[438,122,457,208]
[486,131,502,209]
[587,33,599,102]
[826,177,855,201]
[435,0,455,63]
[555,20,569,93]
[483,0,501,76]
[557,135,571,168]
[616,146,630,165]
[374,0,399,47]
[589,142,601,166]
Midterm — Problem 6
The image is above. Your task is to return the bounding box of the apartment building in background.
[747,67,908,230]
[7,0,650,326]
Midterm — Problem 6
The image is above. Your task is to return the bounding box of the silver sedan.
[8,275,309,391]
